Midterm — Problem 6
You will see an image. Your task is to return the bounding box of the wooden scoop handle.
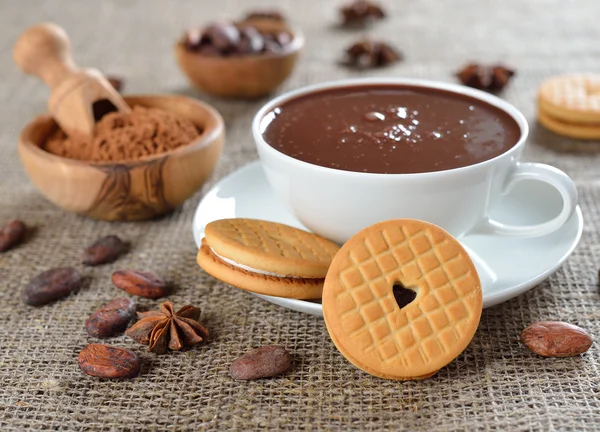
[14,22,131,138]
[14,23,78,89]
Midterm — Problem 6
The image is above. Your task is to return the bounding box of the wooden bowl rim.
[18,94,225,167]
[175,22,304,62]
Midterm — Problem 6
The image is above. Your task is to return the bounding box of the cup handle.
[474,162,578,237]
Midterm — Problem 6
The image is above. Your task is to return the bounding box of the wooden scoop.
[14,23,130,138]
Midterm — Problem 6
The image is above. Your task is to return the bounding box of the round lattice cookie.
[322,219,482,380]
[538,74,600,124]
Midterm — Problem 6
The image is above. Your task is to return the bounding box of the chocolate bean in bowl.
[253,78,578,244]
[14,23,224,221]
[175,20,303,98]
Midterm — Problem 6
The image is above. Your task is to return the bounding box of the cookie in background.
[537,74,600,140]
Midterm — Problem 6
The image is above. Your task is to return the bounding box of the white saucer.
[193,161,583,317]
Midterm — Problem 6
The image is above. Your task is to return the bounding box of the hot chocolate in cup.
[252,78,578,244]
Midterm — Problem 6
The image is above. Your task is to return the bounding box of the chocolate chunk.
[237,26,265,54]
[340,0,386,27]
[202,22,241,53]
[456,63,516,92]
[345,39,402,68]
[183,22,292,57]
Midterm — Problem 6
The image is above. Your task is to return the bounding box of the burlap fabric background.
[1,1,599,430]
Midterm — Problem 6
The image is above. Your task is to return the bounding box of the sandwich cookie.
[197,218,340,299]
[537,74,600,139]
[538,108,600,140]
[322,219,482,380]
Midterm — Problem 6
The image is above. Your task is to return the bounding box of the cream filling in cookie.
[209,247,301,278]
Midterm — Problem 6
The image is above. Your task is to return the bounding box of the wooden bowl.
[18,95,224,221]
[175,20,304,99]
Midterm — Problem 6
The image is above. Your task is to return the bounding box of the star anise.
[125,301,209,354]
[345,39,402,68]
[456,63,516,92]
[340,0,386,27]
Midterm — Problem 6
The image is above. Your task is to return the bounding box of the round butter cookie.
[322,219,482,380]
[538,108,600,140]
[538,74,600,124]
[197,218,340,299]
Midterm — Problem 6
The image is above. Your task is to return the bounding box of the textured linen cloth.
[1,1,600,430]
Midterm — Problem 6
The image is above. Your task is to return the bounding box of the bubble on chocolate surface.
[364,111,386,121]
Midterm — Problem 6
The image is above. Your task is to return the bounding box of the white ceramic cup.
[252,78,578,244]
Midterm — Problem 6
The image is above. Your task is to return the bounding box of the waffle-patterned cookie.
[538,74,600,125]
[322,219,482,380]
[197,218,340,299]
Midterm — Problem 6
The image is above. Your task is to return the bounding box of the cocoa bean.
[82,235,127,266]
[111,270,169,299]
[22,267,82,306]
[521,321,593,357]
[86,298,136,338]
[0,220,26,253]
[230,345,291,380]
[78,344,140,379]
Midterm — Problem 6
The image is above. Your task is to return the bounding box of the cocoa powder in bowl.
[44,106,201,163]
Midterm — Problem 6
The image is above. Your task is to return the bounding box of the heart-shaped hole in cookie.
[392,283,417,309]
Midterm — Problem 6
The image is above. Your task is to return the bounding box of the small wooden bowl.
[175,20,304,99]
[18,95,224,221]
